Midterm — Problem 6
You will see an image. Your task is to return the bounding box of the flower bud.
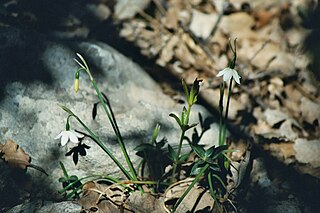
[74,71,80,93]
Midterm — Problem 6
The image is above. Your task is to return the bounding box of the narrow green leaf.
[167,144,177,162]
[182,79,190,101]
[210,145,229,160]
[181,107,188,126]
[179,153,189,162]
[169,113,182,128]
[151,124,160,143]
[185,123,198,131]
[190,160,204,176]
[191,144,205,159]
[205,146,216,158]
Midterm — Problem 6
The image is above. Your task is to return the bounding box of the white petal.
[69,132,79,144]
[54,132,63,140]
[74,58,86,70]
[223,70,233,82]
[232,71,241,84]
[61,133,69,146]
[216,68,228,77]
[74,131,84,138]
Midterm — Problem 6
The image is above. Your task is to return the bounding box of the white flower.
[217,67,241,84]
[55,130,84,146]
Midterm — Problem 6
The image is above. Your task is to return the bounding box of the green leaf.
[58,105,74,116]
[182,79,190,101]
[134,143,154,152]
[210,145,229,160]
[58,177,67,183]
[151,124,160,143]
[181,107,188,126]
[92,102,99,120]
[167,144,177,162]
[69,175,79,182]
[191,144,205,159]
[189,78,202,105]
[198,113,203,129]
[155,137,167,149]
[179,153,189,162]
[169,113,182,128]
[185,123,198,131]
[205,146,216,158]
[190,160,204,176]
[209,164,221,172]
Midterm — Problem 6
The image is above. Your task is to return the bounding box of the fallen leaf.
[163,178,214,213]
[252,9,277,30]
[78,181,132,212]
[114,0,151,20]
[0,140,30,170]
[263,143,295,163]
[125,191,162,213]
[264,108,288,127]
[157,34,180,66]
[0,139,48,175]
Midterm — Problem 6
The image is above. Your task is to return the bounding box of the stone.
[6,201,82,213]
[0,27,219,208]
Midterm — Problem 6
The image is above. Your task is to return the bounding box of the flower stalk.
[69,54,139,184]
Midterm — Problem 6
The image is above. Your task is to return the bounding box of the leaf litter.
[115,0,320,211]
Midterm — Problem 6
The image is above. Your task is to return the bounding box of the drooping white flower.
[217,67,241,84]
[55,130,84,146]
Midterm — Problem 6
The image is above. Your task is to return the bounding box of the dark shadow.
[244,144,320,213]
[0,27,54,100]
[300,2,320,80]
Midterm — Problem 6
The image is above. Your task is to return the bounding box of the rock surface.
[6,201,82,213]
[0,27,219,209]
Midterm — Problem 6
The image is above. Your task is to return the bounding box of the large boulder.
[0,27,219,207]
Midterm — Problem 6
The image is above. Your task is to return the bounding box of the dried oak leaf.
[78,181,132,213]
[0,139,30,169]
[0,139,48,175]
[163,178,214,213]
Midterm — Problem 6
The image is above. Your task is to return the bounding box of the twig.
[249,39,271,63]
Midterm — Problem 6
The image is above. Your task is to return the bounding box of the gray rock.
[6,201,82,213]
[0,27,219,207]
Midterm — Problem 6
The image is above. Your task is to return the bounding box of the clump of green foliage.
[56,39,241,212]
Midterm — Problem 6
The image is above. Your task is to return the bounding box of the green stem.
[170,130,185,182]
[218,82,225,146]
[222,79,233,145]
[170,104,192,182]
[69,111,133,180]
[91,80,138,182]
[171,164,209,213]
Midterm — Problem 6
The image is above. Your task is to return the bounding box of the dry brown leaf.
[78,181,132,213]
[0,140,30,170]
[157,34,180,66]
[263,143,295,163]
[163,178,214,213]
[125,191,162,213]
[162,7,179,30]
[0,139,48,175]
[252,9,277,30]
[264,108,288,127]
[174,41,195,68]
